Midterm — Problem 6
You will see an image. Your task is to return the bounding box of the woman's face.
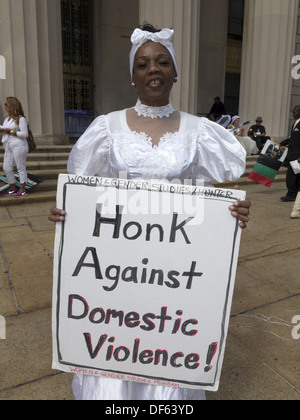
[4,100,11,114]
[132,41,177,107]
[234,118,240,126]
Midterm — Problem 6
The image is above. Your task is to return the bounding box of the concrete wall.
[94,0,139,115]
[0,0,66,143]
[239,0,298,139]
[197,0,229,116]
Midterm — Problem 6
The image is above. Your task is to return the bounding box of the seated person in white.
[228,116,258,156]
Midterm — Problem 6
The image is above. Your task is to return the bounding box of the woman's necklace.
[134,99,175,119]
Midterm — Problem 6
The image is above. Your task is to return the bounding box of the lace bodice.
[67,109,246,185]
[110,129,198,181]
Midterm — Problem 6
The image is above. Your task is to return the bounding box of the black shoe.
[281,196,296,202]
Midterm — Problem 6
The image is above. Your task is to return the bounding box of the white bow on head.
[129,28,178,78]
[131,28,174,46]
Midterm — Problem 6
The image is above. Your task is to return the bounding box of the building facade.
[0,0,299,143]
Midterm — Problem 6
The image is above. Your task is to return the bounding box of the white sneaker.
[290,194,300,219]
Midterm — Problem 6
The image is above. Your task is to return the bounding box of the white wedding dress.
[68,109,246,185]
[67,108,246,401]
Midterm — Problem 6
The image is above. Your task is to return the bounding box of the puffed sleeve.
[192,118,246,184]
[67,115,112,177]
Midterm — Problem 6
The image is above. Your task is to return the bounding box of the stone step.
[0,180,57,205]
[0,144,73,153]
[0,145,73,162]
[215,174,287,188]
[26,169,65,180]
[0,189,57,206]
[0,145,70,175]
[0,161,68,172]
[244,166,287,176]
[5,152,71,162]
[33,145,73,153]
[0,165,286,187]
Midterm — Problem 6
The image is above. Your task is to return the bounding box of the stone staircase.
[0,146,287,205]
[0,144,72,204]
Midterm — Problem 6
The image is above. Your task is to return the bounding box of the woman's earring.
[174,77,178,83]
[131,82,136,87]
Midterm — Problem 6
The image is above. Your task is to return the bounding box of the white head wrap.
[231,115,240,124]
[129,28,179,78]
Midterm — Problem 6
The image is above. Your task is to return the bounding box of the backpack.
[27,124,36,153]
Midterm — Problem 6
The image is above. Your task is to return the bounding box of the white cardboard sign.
[52,174,245,391]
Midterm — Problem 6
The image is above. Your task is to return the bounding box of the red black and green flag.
[248,154,282,188]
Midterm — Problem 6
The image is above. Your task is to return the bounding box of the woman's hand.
[48,206,66,222]
[229,186,251,229]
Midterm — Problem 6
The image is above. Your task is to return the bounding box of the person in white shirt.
[0,97,29,197]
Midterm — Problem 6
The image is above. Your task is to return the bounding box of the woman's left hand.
[229,186,251,229]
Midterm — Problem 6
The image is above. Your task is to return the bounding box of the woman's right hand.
[48,207,66,222]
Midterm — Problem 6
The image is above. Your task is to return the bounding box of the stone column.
[139,0,200,114]
[0,0,67,144]
[197,0,229,116]
[239,0,298,139]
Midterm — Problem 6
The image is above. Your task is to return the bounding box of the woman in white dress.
[49,24,251,401]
